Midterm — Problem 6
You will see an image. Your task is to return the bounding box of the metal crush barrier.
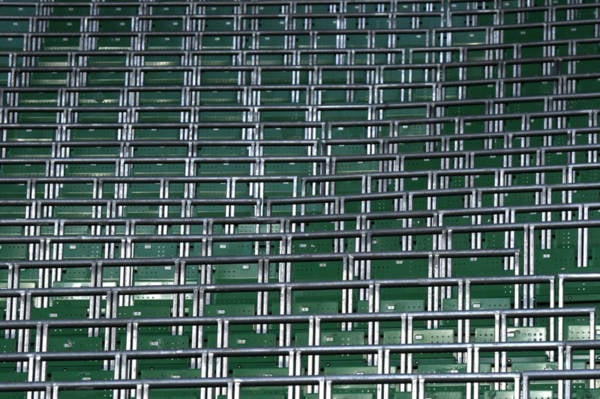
[0,0,600,398]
